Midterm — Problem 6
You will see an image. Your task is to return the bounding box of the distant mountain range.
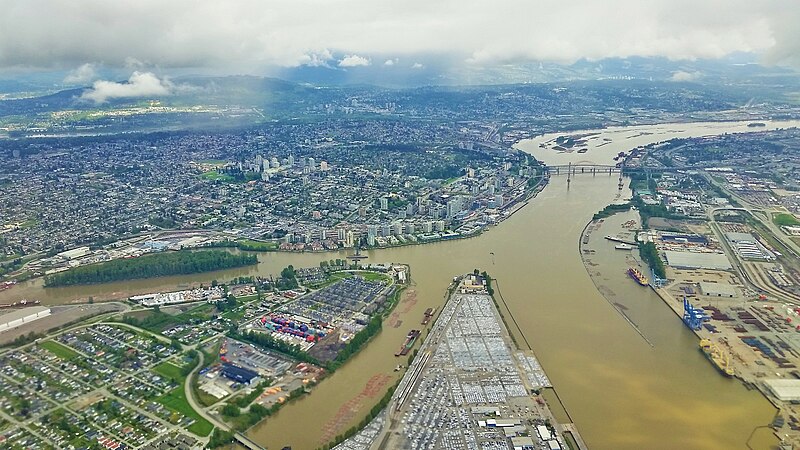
[0,56,798,120]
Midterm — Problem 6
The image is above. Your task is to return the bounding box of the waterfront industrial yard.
[585,206,800,448]
[337,274,577,450]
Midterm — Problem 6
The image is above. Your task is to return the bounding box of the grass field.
[153,362,185,382]
[200,171,235,182]
[774,212,800,227]
[19,219,39,229]
[0,253,21,263]
[443,176,461,185]
[124,303,215,333]
[157,385,213,436]
[357,271,391,283]
[237,239,279,251]
[39,340,80,360]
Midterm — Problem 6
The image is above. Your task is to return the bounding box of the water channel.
[5,119,800,449]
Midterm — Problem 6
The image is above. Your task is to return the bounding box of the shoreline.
[3,173,550,296]
[578,215,655,347]
[579,210,786,446]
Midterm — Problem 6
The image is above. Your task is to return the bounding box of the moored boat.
[699,339,734,377]
[627,267,648,286]
[395,330,421,357]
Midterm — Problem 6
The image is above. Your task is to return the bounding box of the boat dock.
[604,235,637,246]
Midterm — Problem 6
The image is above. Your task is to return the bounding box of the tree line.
[44,250,257,287]
[638,242,666,279]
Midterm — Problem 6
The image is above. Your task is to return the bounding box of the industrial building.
[221,363,260,385]
[725,232,775,261]
[764,379,800,401]
[660,233,709,245]
[56,246,91,260]
[510,437,536,450]
[0,306,51,332]
[664,250,733,271]
[698,282,738,298]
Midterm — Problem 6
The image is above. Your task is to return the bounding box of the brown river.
[5,120,800,449]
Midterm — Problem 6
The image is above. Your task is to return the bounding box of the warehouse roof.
[699,282,738,298]
[764,379,800,401]
[664,251,732,271]
[221,363,258,383]
[0,306,51,326]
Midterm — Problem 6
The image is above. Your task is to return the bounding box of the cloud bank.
[669,70,701,82]
[81,71,173,103]
[64,63,98,85]
[338,55,370,67]
[0,0,797,71]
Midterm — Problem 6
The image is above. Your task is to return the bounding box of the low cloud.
[64,63,97,85]
[0,1,797,71]
[411,62,424,69]
[669,70,701,82]
[81,71,173,103]
[300,50,334,67]
[338,55,370,67]
[384,59,396,66]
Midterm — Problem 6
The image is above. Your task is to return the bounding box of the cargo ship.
[699,339,734,377]
[395,329,420,357]
[421,307,437,325]
[627,267,648,286]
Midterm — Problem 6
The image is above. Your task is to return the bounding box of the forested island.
[44,250,258,287]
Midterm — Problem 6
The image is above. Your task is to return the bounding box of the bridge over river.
[544,163,690,176]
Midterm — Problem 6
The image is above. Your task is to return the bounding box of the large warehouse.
[664,251,732,271]
[764,379,800,401]
[0,306,51,333]
[699,282,738,298]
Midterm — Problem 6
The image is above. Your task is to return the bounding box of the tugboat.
[421,307,437,325]
[627,267,648,286]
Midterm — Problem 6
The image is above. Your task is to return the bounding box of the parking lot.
[380,292,566,450]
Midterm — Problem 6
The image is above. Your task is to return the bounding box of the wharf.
[560,423,590,450]
[603,235,637,246]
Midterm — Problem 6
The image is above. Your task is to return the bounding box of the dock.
[560,423,590,450]
[604,235,637,246]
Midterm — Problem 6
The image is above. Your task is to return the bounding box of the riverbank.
[579,210,782,449]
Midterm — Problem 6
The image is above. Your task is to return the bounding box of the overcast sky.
[1,0,797,74]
